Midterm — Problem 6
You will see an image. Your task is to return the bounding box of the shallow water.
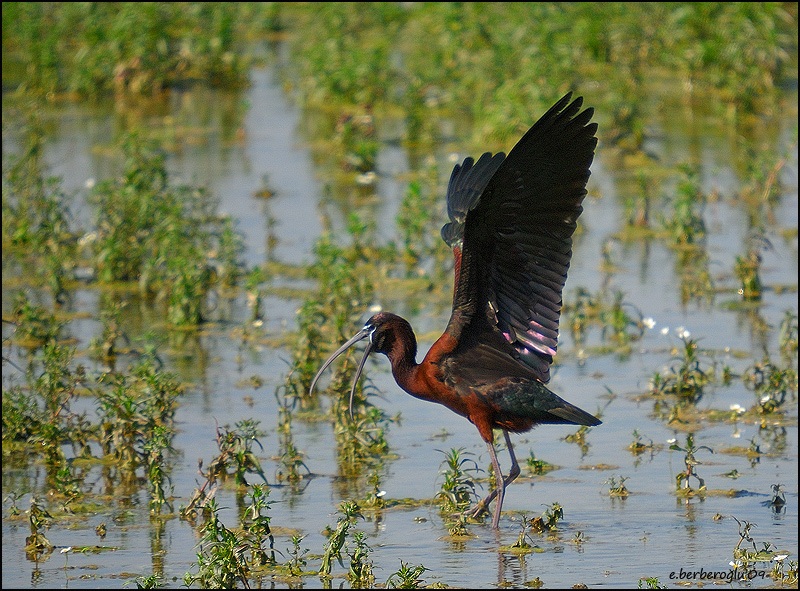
[2,60,798,589]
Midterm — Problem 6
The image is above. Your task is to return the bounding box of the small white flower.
[761,395,771,404]
[375,490,387,498]
[667,438,677,444]
[61,546,73,554]
[676,326,690,339]
[78,231,98,247]
[773,554,789,562]
[85,178,95,189]
[252,319,263,328]
[660,327,670,335]
[368,304,383,313]
[356,171,377,186]
[642,317,656,329]
[729,404,745,414]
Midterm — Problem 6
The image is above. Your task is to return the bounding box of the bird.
[310,92,601,529]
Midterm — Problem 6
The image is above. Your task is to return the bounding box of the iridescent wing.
[441,93,598,382]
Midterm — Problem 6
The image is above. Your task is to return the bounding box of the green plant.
[286,534,309,576]
[779,309,798,362]
[605,475,631,497]
[628,430,654,454]
[649,329,712,405]
[96,356,181,473]
[89,132,243,326]
[273,395,310,484]
[509,515,537,551]
[135,573,163,589]
[143,425,174,513]
[662,164,706,247]
[184,498,251,589]
[2,109,76,303]
[638,576,667,589]
[24,497,54,560]
[670,433,713,492]
[243,484,275,567]
[347,530,375,587]
[386,560,429,589]
[743,358,796,415]
[435,447,480,515]
[205,420,268,487]
[530,502,564,533]
[320,500,363,576]
[525,450,556,475]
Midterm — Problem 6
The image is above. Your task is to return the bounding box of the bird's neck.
[383,320,424,396]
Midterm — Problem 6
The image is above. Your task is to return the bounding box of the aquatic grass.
[361,472,387,511]
[435,447,480,516]
[2,2,262,98]
[2,327,92,481]
[287,225,376,404]
[638,576,667,589]
[205,419,269,487]
[499,515,539,554]
[779,310,798,364]
[273,388,311,485]
[734,234,766,302]
[743,358,797,416]
[7,295,65,349]
[670,433,713,493]
[347,529,376,588]
[661,164,707,248]
[385,560,430,589]
[627,430,655,455]
[525,450,556,476]
[605,475,631,498]
[96,356,182,477]
[88,298,128,366]
[282,3,404,109]
[89,131,244,326]
[562,424,593,457]
[530,502,564,534]
[183,497,252,589]
[6,3,794,121]
[2,110,77,304]
[143,425,174,514]
[730,515,795,583]
[24,497,54,561]
[648,330,713,405]
[332,401,391,475]
[242,484,276,567]
[284,533,310,577]
[563,287,646,355]
[319,500,362,577]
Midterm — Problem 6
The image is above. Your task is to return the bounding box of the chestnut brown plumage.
[311,92,600,529]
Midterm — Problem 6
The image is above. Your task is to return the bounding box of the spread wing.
[441,92,598,383]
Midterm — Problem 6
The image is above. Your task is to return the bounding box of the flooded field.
[3,38,798,591]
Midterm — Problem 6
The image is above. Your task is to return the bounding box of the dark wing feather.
[441,152,505,247]
[442,92,598,383]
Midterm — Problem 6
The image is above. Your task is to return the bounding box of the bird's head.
[309,312,414,418]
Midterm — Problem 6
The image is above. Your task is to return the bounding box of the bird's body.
[311,92,600,528]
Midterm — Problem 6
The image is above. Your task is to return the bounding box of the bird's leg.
[467,430,520,526]
[502,429,521,483]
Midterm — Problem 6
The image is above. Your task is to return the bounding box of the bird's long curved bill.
[309,326,374,419]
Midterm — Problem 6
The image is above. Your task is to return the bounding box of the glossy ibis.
[311,92,600,529]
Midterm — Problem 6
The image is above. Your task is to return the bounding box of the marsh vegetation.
[2,3,798,588]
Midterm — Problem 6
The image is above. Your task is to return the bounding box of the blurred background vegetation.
[3,2,797,133]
